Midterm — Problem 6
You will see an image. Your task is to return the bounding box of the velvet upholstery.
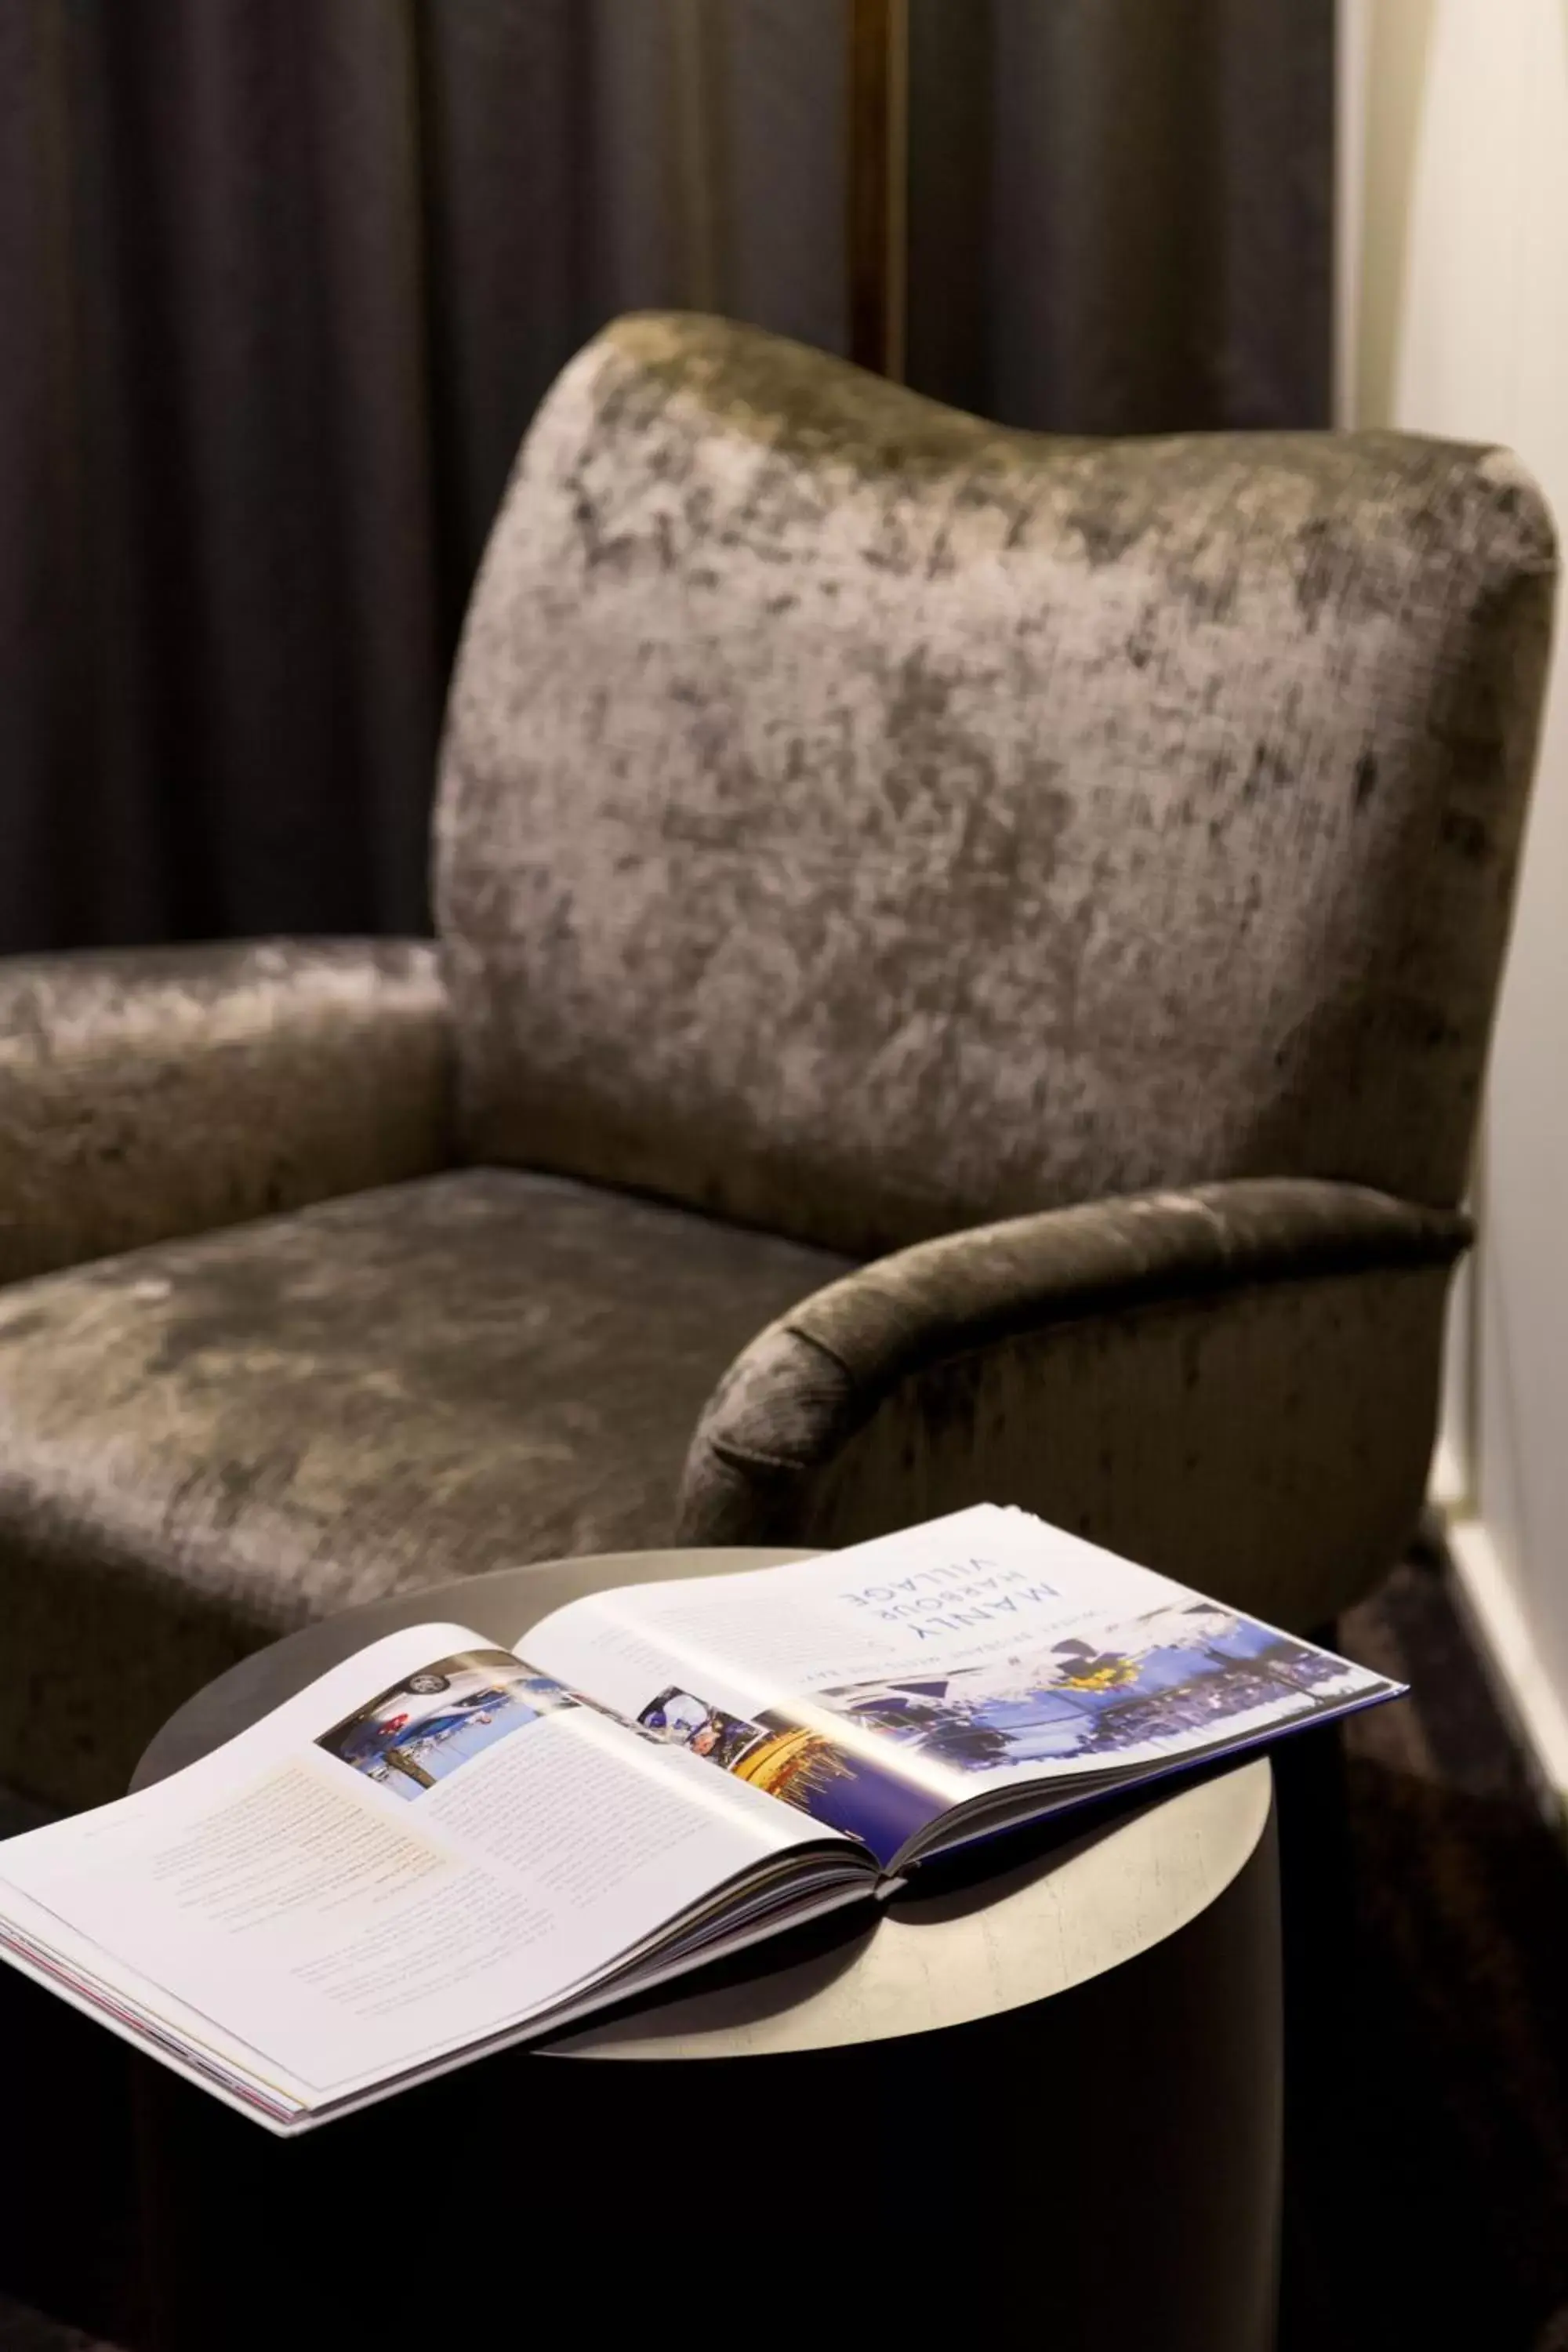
[437,313,1553,1257]
[677,1178,1468,1629]
[0,939,455,1285]
[0,1168,848,1808]
[0,315,1555,1810]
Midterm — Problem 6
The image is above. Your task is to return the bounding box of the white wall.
[1341,0,1568,1808]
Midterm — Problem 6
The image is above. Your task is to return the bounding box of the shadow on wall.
[1348,0,1438,429]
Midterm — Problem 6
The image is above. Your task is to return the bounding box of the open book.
[0,1505,1401,2132]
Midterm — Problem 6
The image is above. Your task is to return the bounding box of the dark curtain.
[906,0,1334,433]
[0,0,1331,956]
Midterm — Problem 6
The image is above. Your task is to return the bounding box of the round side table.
[132,1548,1282,2350]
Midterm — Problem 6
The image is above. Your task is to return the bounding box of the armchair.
[0,314,1552,1810]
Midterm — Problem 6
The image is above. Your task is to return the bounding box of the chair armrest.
[676,1179,1470,1630]
[0,938,456,1283]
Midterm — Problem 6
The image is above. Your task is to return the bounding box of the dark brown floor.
[1282,1554,1568,2352]
[5,1549,1566,2350]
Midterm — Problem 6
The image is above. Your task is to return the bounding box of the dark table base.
[129,1808,1279,2349]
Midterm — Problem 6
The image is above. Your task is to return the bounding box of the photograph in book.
[316,1650,577,1802]
[633,1684,936,1859]
[808,1602,1381,1774]
[635,1687,764,1769]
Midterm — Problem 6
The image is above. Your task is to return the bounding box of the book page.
[521,1507,1400,1866]
[0,1621,860,2115]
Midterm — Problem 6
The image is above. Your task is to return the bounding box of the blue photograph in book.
[317,1650,576,1802]
[811,1602,1388,1774]
[633,1686,938,1867]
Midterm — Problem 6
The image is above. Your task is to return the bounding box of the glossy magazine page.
[0,1621,869,2127]
[521,1505,1405,1869]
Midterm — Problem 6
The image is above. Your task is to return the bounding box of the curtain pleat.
[906,0,1334,433]
[0,0,1328,951]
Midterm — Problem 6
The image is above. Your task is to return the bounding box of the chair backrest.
[434,312,1555,1259]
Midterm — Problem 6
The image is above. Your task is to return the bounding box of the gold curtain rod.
[846,0,909,380]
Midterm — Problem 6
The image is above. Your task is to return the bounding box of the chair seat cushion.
[0,1168,850,1809]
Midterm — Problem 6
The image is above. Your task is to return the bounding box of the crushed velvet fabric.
[2,318,1555,1812]
[437,313,1554,1258]
[0,940,455,1284]
[677,1178,1467,1631]
[0,1167,848,1809]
